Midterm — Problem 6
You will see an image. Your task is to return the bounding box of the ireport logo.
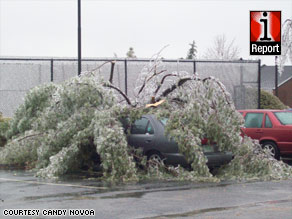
[250,11,281,55]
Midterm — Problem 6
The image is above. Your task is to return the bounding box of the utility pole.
[275,56,278,97]
[78,0,82,76]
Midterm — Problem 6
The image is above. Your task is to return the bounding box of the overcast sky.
[0,0,291,65]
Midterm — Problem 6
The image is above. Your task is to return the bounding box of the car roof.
[238,109,290,112]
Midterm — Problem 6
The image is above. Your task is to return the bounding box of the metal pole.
[258,59,261,109]
[124,59,128,95]
[78,0,82,76]
[275,56,278,97]
[50,59,54,82]
[193,60,196,75]
[240,64,244,109]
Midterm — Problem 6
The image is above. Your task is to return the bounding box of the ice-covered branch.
[104,83,134,107]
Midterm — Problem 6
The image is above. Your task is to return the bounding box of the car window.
[244,113,264,128]
[273,112,292,125]
[131,118,154,134]
[160,118,168,126]
[131,118,148,134]
[264,114,273,128]
[146,122,154,134]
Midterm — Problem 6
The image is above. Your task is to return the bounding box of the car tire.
[147,152,164,167]
[261,141,280,160]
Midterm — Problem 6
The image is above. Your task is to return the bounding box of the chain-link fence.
[0,58,260,117]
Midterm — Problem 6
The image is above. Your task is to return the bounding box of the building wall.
[274,79,292,107]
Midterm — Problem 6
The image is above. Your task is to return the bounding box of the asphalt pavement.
[0,169,292,219]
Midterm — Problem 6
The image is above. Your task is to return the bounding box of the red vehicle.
[239,109,292,159]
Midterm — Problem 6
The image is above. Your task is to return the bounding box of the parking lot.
[0,167,292,219]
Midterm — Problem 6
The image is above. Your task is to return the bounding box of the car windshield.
[273,112,292,125]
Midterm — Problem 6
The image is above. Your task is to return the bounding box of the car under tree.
[123,115,233,168]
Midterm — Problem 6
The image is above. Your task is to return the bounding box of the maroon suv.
[239,109,292,159]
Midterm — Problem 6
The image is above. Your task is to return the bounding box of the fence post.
[258,59,261,109]
[124,59,128,95]
[193,60,196,75]
[240,64,245,109]
[50,59,54,82]
[77,0,82,76]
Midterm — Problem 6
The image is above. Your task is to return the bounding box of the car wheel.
[147,152,164,167]
[262,141,280,160]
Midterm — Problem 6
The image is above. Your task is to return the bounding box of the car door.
[128,117,156,151]
[272,111,292,153]
[243,112,264,140]
[260,113,277,140]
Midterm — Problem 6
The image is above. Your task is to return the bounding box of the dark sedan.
[124,115,233,168]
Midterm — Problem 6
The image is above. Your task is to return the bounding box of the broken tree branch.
[156,76,231,105]
[109,61,116,84]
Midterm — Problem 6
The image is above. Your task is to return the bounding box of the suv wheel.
[262,141,280,160]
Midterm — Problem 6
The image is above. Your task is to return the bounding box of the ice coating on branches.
[278,19,292,75]
[0,56,291,182]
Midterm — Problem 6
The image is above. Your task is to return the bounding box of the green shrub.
[260,90,288,110]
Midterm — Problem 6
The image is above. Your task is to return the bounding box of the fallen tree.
[0,55,291,182]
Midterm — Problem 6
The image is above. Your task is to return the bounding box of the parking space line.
[0,177,108,190]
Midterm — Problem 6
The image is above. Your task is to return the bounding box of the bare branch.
[17,132,45,142]
[154,74,177,95]
[137,70,167,95]
[90,61,113,74]
[203,34,240,60]
[134,45,169,98]
[103,83,134,107]
[156,77,193,101]
[149,44,169,61]
[156,76,231,105]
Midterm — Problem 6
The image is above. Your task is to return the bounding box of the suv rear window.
[273,112,292,125]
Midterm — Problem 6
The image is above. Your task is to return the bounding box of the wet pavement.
[0,169,292,219]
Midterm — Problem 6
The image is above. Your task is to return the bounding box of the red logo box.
[250,11,281,55]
